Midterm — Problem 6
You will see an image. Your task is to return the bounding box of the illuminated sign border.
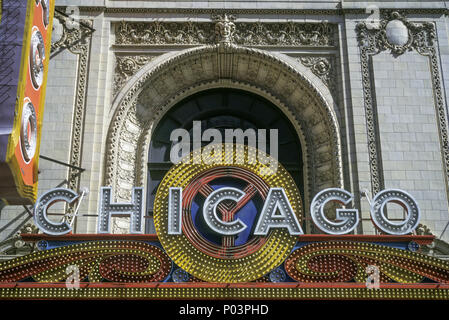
[24,144,438,293]
[0,235,447,300]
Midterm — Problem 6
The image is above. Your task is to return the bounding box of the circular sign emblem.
[20,100,38,163]
[154,144,303,283]
[29,28,45,89]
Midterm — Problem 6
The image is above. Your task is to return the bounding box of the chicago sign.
[32,146,421,283]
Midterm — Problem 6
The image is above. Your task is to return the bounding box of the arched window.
[146,88,304,233]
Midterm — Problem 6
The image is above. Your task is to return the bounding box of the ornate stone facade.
[106,44,342,206]
[357,11,449,200]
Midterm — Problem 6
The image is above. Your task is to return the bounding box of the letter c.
[203,187,247,236]
[34,188,79,236]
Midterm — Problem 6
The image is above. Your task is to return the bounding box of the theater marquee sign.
[0,146,448,299]
[0,0,55,205]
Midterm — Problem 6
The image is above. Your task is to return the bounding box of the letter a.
[254,188,303,235]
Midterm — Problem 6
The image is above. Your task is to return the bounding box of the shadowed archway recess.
[146,88,305,232]
[104,43,343,233]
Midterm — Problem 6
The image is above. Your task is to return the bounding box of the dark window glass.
[146,88,304,233]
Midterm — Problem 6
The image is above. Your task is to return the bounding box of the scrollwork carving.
[114,55,156,96]
[234,22,335,47]
[115,18,336,47]
[357,11,436,57]
[51,11,93,219]
[212,14,236,44]
[298,56,337,97]
[51,11,93,55]
[115,20,215,45]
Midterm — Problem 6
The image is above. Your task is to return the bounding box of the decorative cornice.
[63,6,449,16]
[115,19,337,47]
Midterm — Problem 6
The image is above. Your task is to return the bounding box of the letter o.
[370,189,420,235]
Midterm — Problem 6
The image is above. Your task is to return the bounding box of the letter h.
[97,187,144,234]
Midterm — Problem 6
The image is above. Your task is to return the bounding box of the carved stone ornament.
[415,224,434,236]
[51,10,93,219]
[357,11,436,57]
[357,11,449,197]
[298,56,337,97]
[114,55,157,96]
[115,18,336,47]
[51,11,93,55]
[212,14,236,44]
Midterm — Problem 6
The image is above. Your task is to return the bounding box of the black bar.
[21,205,33,217]
[40,155,85,172]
